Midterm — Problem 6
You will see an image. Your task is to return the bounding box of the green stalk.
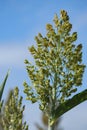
[48,118,55,130]
[48,125,54,130]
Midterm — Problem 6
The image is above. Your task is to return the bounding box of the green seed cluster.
[24,10,85,117]
[2,87,28,130]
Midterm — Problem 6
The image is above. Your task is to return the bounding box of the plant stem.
[48,125,54,130]
[48,118,55,130]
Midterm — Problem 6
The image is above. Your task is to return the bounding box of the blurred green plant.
[0,70,9,111]
[1,87,28,130]
[24,10,86,130]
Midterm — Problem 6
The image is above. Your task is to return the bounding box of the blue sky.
[0,1,87,130]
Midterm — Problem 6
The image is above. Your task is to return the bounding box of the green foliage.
[24,10,85,127]
[2,87,28,130]
[51,89,87,125]
[0,70,9,111]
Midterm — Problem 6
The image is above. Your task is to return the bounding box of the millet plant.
[2,87,28,130]
[0,71,28,130]
[24,10,87,130]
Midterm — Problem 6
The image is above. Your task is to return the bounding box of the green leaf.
[0,70,10,101]
[51,89,87,125]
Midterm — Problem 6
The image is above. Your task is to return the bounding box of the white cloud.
[0,43,31,68]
